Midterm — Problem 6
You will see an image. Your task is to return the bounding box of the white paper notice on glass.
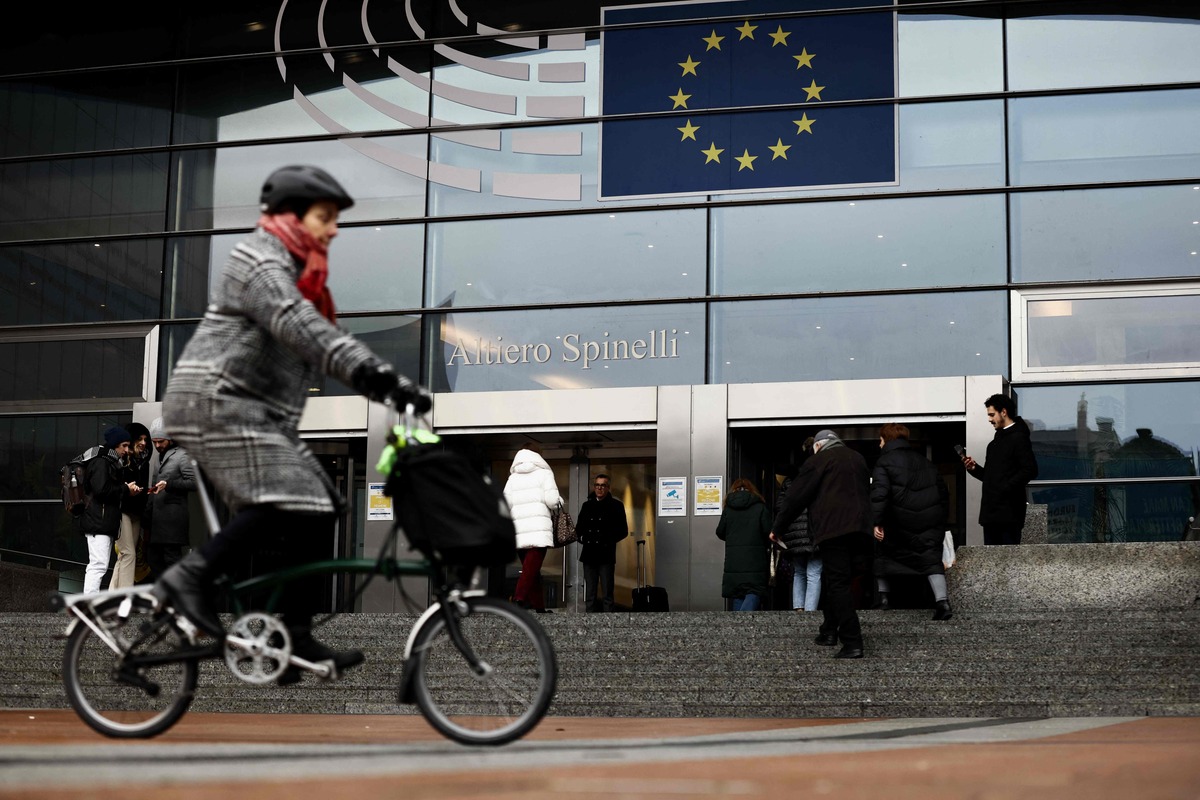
[658,477,687,517]
[694,475,723,516]
[367,482,393,521]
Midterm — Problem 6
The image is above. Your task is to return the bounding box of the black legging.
[199,505,335,623]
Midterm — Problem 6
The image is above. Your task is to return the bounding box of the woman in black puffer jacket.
[870,423,953,620]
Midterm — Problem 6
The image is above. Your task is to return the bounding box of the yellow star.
[701,142,724,164]
[793,48,814,69]
[768,138,791,160]
[678,55,700,76]
[668,88,691,109]
[803,79,825,100]
[792,113,815,134]
[702,29,725,51]
[768,26,790,46]
[735,149,757,171]
[735,21,757,40]
[677,119,700,141]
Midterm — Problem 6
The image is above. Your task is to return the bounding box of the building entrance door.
[465,429,657,612]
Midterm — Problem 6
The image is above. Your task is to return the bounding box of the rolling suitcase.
[632,539,669,612]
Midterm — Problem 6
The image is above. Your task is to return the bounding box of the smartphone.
[954,444,966,458]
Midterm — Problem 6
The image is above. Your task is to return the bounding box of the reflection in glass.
[0,239,164,325]
[1021,380,1200,542]
[898,14,1003,97]
[0,339,145,403]
[0,71,172,158]
[712,194,1004,295]
[1013,185,1200,283]
[172,138,427,232]
[1027,294,1200,368]
[1009,90,1200,185]
[157,323,197,397]
[306,316,422,397]
[711,291,1006,384]
[427,304,705,393]
[0,153,169,243]
[1008,12,1200,91]
[429,210,705,307]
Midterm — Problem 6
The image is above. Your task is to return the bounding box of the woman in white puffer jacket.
[503,445,562,612]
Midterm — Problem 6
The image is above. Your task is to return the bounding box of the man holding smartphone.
[960,393,1039,546]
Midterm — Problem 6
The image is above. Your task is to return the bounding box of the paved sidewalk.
[1,711,1197,799]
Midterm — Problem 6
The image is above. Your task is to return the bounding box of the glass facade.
[1,0,1197,567]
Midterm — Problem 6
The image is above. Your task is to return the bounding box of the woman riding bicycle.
[154,165,430,683]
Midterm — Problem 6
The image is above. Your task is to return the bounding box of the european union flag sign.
[600,0,897,199]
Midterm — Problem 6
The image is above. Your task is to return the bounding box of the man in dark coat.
[871,423,953,620]
[143,416,197,582]
[576,473,628,612]
[80,427,139,594]
[112,422,150,589]
[961,393,1039,546]
[773,429,872,659]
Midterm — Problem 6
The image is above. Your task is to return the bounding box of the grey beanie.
[813,429,838,444]
[148,416,168,439]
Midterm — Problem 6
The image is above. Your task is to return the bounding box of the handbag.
[551,502,577,548]
[768,546,781,587]
[942,531,957,570]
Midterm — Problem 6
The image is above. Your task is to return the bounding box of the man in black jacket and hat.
[773,429,872,659]
[961,393,1039,546]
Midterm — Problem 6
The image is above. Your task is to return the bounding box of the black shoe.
[814,633,839,647]
[834,646,864,659]
[278,631,364,686]
[872,592,891,610]
[534,608,552,614]
[932,600,954,621]
[153,551,223,638]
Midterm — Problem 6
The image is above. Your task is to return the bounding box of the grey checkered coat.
[163,228,386,515]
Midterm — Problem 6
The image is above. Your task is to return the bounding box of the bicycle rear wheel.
[410,596,556,745]
[62,594,198,738]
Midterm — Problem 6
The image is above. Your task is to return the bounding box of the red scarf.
[258,212,337,322]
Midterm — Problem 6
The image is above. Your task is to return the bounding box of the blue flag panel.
[600,1,897,199]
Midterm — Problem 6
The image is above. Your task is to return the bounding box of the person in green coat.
[716,478,773,611]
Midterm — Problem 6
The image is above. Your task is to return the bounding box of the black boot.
[153,550,224,638]
[932,600,954,621]
[277,624,364,686]
[872,592,891,611]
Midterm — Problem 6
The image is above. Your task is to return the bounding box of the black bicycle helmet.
[260,165,354,214]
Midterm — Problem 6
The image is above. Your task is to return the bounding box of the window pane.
[1030,483,1198,543]
[0,339,145,403]
[157,323,197,397]
[711,292,1006,384]
[172,139,427,231]
[1020,381,1200,480]
[429,210,705,307]
[1027,294,1200,369]
[0,239,164,325]
[0,154,169,243]
[0,412,132,501]
[0,7,174,73]
[306,316,423,397]
[1009,89,1200,186]
[712,194,1005,295]
[428,304,705,392]
[898,14,1003,97]
[1012,185,1200,283]
[1008,10,1200,91]
[173,47,431,145]
[0,71,172,158]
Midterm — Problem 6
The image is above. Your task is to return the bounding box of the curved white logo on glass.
[274,0,591,201]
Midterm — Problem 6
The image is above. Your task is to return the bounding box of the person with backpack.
[79,427,142,594]
[150,165,431,685]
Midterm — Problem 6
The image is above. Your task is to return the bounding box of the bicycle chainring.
[224,612,292,685]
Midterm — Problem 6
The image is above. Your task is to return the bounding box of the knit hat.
[813,429,839,444]
[148,417,168,440]
[104,426,132,449]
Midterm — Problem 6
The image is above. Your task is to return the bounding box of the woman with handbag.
[503,443,562,613]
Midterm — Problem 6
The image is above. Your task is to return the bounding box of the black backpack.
[61,446,103,517]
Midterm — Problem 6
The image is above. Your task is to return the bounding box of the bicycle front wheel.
[410,596,556,745]
[62,595,198,738]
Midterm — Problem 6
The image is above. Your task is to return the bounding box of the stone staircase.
[2,543,1198,718]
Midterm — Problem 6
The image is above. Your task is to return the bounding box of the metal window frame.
[1011,284,1200,383]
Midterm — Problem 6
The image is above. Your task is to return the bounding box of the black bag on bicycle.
[385,442,517,567]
